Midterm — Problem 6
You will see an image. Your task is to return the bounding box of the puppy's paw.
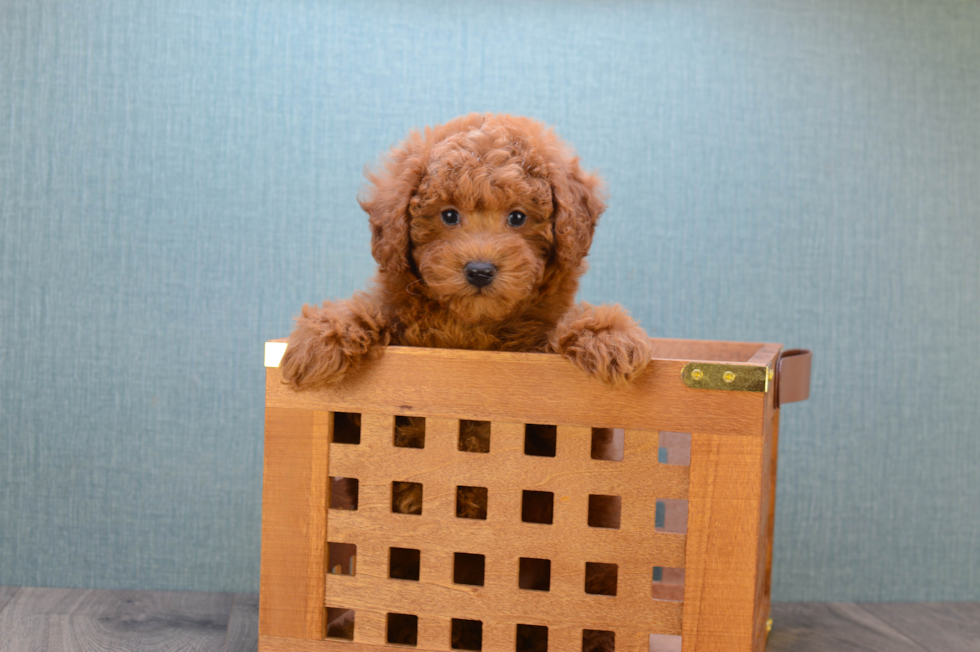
[280,298,389,390]
[549,303,652,385]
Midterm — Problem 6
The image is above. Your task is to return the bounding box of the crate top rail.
[264,339,810,437]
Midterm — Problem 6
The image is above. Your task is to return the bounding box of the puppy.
[284,114,647,651]
[281,113,651,390]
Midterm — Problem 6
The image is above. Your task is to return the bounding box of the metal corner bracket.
[681,362,772,393]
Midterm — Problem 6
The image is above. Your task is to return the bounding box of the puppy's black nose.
[464,261,496,288]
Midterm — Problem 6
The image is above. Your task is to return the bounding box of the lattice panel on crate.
[322,411,691,651]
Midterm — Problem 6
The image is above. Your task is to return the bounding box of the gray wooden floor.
[0,586,978,651]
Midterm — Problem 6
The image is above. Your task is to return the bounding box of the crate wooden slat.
[260,408,331,641]
[260,340,784,652]
[264,345,771,436]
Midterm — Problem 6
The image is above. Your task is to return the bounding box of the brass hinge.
[681,362,772,393]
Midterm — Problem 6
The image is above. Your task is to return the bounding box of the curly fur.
[286,115,648,652]
[281,113,651,388]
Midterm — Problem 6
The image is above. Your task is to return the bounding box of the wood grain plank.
[223,593,259,652]
[322,572,683,635]
[646,338,765,362]
[259,405,331,640]
[768,602,936,652]
[266,337,766,365]
[752,385,779,650]
[854,602,980,652]
[260,635,386,651]
[0,586,20,613]
[266,347,773,436]
[0,587,100,652]
[681,431,767,652]
[746,343,782,366]
[0,587,233,652]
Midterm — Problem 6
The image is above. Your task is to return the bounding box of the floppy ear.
[549,156,606,274]
[359,130,428,276]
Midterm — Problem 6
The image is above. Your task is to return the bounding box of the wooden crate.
[259,339,810,652]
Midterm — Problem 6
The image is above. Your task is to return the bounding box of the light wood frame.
[260,338,783,652]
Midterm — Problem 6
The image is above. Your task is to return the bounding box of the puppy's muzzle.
[464,261,496,288]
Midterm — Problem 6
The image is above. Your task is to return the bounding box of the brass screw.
[723,371,736,383]
[691,369,704,381]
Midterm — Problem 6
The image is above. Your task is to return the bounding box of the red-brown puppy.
[281,113,651,389]
[284,113,637,652]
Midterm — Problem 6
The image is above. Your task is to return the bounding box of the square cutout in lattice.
[655,498,688,534]
[453,552,485,586]
[392,481,423,515]
[649,634,683,652]
[516,624,549,651]
[456,485,488,519]
[394,415,426,448]
[332,412,360,444]
[459,420,491,453]
[329,477,358,510]
[524,424,557,457]
[518,557,551,591]
[591,427,624,461]
[585,562,618,596]
[652,566,686,602]
[583,629,614,651]
[386,612,418,646]
[327,542,356,576]
[326,607,354,640]
[587,494,621,529]
[521,490,554,524]
[451,618,483,650]
[389,547,420,581]
[658,431,691,466]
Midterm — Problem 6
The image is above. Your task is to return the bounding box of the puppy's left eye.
[441,209,461,225]
[507,211,527,227]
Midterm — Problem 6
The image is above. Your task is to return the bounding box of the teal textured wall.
[1,0,978,601]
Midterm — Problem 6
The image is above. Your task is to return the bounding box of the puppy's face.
[407,151,555,323]
[362,114,605,325]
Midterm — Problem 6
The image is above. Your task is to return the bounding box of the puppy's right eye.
[441,209,460,225]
